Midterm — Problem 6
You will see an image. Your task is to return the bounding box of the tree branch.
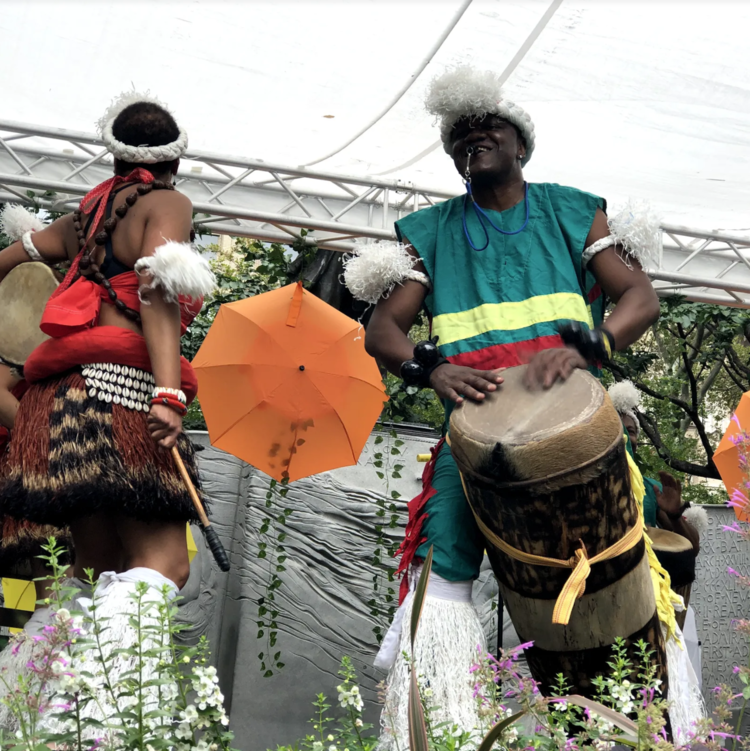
[637,411,719,478]
[724,361,748,391]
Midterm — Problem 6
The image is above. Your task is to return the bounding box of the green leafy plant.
[256,477,293,677]
[0,538,237,750]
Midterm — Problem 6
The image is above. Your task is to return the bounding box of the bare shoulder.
[147,188,193,215]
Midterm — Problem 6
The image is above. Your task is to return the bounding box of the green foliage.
[181,237,298,365]
[607,296,750,503]
[0,539,237,750]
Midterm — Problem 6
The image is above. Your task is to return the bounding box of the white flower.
[55,608,71,622]
[176,722,193,740]
[327,734,334,741]
[312,742,323,751]
[355,719,363,728]
[329,746,337,751]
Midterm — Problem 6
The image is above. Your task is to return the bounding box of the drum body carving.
[450,365,667,697]
[648,527,695,630]
[0,262,58,366]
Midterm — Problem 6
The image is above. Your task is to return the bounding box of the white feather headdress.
[425,65,536,165]
[0,204,44,241]
[97,90,188,164]
[607,380,641,433]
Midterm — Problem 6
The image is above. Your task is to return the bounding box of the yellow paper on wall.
[187,524,197,564]
[2,578,35,634]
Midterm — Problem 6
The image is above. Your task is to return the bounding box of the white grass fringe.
[0,204,44,242]
[0,578,91,733]
[377,593,486,751]
[0,629,39,732]
[40,570,179,742]
[135,241,216,304]
[342,239,430,305]
[665,624,706,745]
[683,506,709,537]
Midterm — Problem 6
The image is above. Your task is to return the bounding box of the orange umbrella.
[193,281,387,482]
[714,393,750,522]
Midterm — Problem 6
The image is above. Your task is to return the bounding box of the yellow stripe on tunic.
[432,292,594,346]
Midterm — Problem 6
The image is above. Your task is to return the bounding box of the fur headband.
[425,65,535,166]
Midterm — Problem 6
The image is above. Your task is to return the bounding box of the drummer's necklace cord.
[462,146,530,252]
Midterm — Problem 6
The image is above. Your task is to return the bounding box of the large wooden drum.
[450,364,667,697]
[648,527,695,630]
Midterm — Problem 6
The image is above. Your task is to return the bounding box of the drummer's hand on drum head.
[147,403,184,449]
[524,347,588,391]
[429,363,504,405]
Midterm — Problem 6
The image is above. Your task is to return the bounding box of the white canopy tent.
[1,0,749,304]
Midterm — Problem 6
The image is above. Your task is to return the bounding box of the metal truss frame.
[1,119,749,308]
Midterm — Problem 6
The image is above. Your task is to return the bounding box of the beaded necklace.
[461,147,530,252]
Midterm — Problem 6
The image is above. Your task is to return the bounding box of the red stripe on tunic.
[588,283,602,304]
[447,334,566,371]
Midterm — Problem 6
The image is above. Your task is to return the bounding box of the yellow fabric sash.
[625,446,679,642]
[467,498,642,625]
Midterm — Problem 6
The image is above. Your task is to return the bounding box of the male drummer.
[352,65,661,746]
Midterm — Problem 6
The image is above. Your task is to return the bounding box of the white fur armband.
[610,199,663,270]
[342,239,431,305]
[583,199,662,271]
[0,204,44,242]
[134,241,216,304]
[682,506,709,537]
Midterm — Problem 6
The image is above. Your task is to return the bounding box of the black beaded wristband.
[400,337,448,389]
[558,321,615,364]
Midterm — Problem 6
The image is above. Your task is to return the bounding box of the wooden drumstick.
[171,446,231,572]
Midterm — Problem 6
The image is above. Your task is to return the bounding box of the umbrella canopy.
[714,394,750,522]
[193,282,386,481]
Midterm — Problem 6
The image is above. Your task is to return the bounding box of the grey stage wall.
[185,430,749,750]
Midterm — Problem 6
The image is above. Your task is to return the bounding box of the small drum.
[647,527,696,630]
[450,364,667,698]
[0,263,58,367]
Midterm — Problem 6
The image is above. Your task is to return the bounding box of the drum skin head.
[646,526,694,554]
[0,262,58,366]
[450,364,623,482]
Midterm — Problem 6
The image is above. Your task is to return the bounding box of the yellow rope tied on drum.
[624,442,680,643]
[464,492,643,626]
